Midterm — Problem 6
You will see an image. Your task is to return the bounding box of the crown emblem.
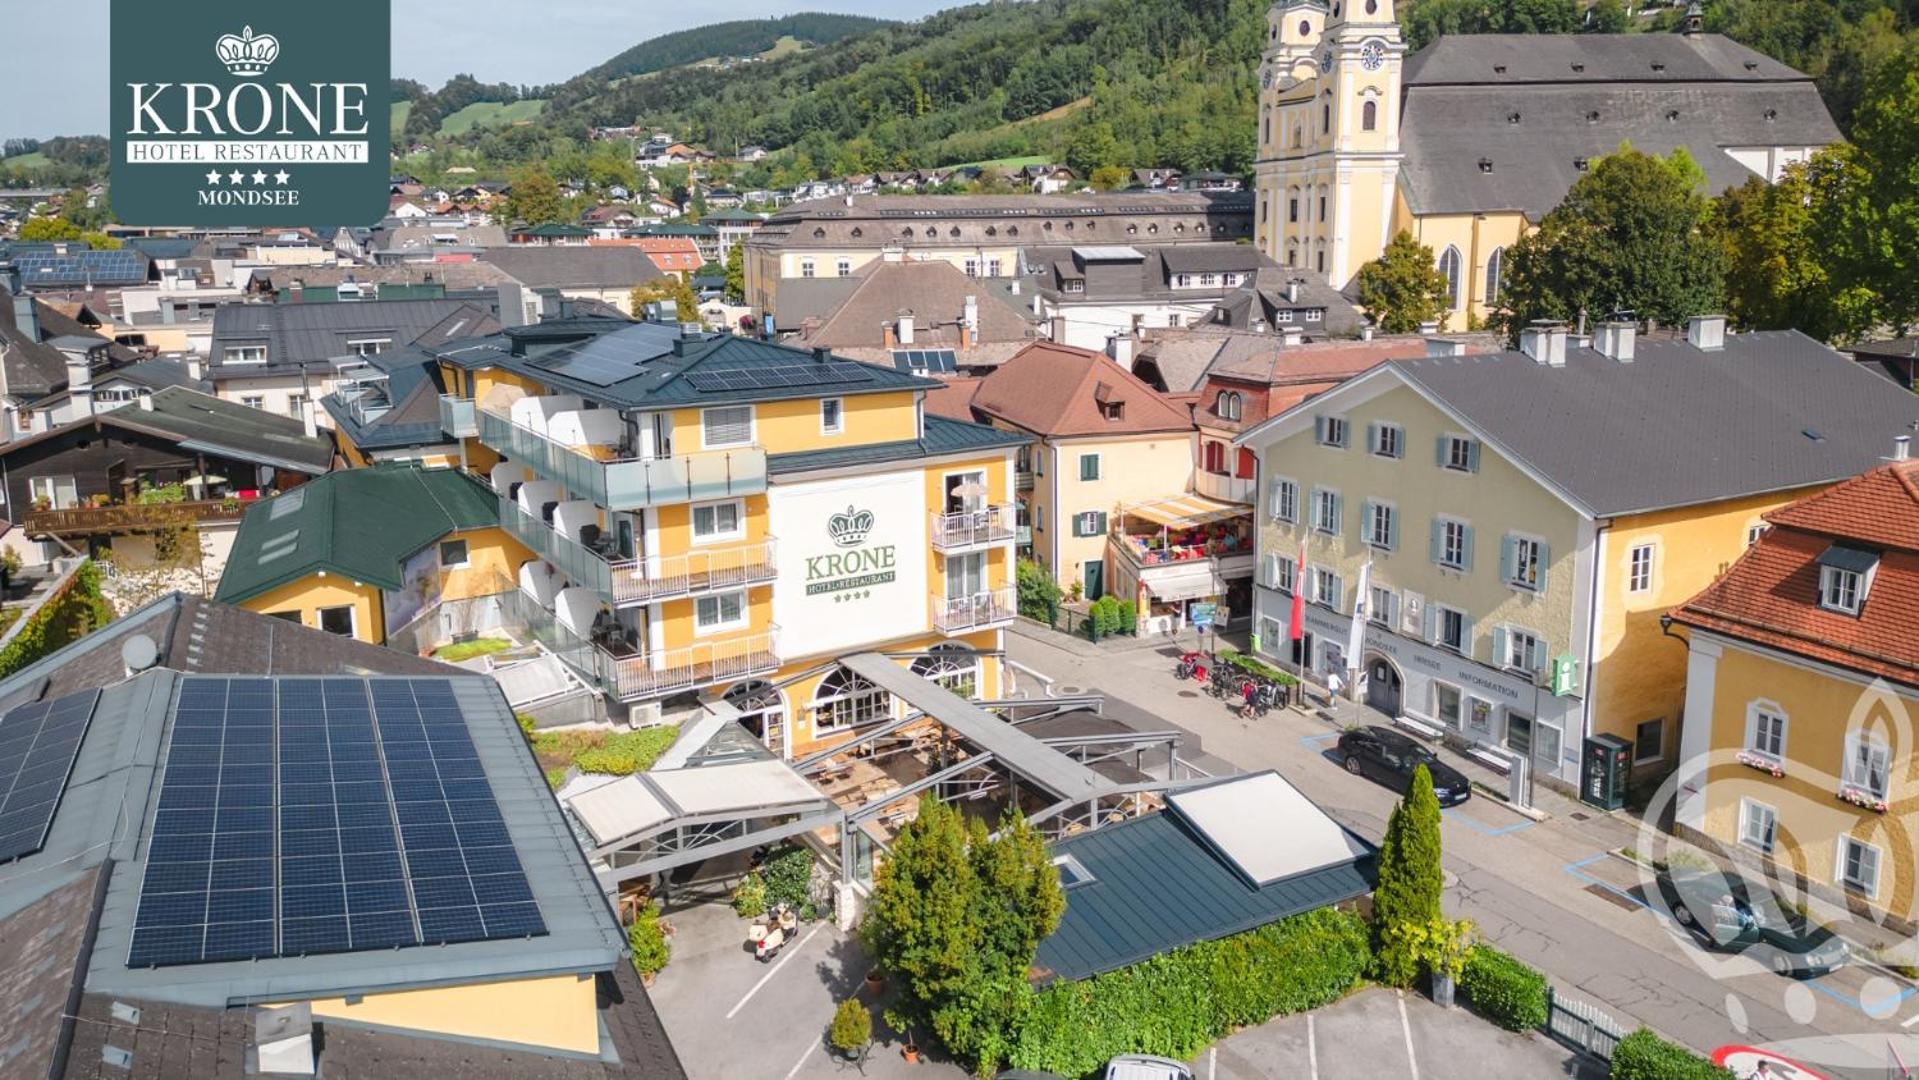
[827,506,874,548]
[216,26,280,78]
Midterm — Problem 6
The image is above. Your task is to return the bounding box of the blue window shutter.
[1422,602,1436,642]
[1537,541,1551,591]
[1361,499,1375,541]
[1329,572,1343,609]
[1491,626,1508,668]
[1459,613,1476,657]
[1429,519,1443,564]
[1500,535,1517,584]
[1366,422,1379,454]
[1459,525,1475,572]
[1435,435,1449,467]
[1389,592,1402,627]
[1386,506,1399,550]
[1095,511,1108,535]
[1331,492,1344,534]
[1466,440,1481,473]
[1314,416,1327,443]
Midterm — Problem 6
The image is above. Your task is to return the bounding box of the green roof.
[215,466,499,604]
[514,223,592,237]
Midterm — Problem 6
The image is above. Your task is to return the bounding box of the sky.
[0,0,952,142]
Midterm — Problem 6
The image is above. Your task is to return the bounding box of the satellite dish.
[121,634,160,674]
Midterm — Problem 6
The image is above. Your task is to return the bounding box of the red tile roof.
[1673,460,1919,686]
[922,377,984,422]
[970,342,1194,437]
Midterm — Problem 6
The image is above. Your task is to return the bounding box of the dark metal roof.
[0,386,334,474]
[1034,809,1376,983]
[1393,330,1919,516]
[477,247,664,290]
[767,415,1028,474]
[209,299,496,374]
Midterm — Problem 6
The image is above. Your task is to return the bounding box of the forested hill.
[586,13,897,83]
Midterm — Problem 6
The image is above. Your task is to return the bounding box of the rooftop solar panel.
[686,362,876,394]
[127,677,545,968]
[0,690,102,863]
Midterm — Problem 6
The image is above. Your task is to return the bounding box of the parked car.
[1334,725,1472,806]
[997,1072,1067,1080]
[1653,867,1849,978]
[1105,1055,1194,1080]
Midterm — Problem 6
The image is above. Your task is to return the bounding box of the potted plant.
[1422,917,1476,1008]
[901,1030,920,1065]
[863,968,884,996]
[828,998,872,1062]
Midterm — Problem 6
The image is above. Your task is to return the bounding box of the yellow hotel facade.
[430,317,1030,759]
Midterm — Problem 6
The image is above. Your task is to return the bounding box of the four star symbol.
[205,169,222,184]
[202,169,294,188]
[273,170,291,185]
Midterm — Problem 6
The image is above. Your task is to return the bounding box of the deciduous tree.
[501,168,563,226]
[1354,231,1450,334]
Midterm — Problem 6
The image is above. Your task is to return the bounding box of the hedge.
[0,561,114,680]
[1217,648,1298,685]
[1459,945,1548,1031]
[1610,1028,1732,1080]
[1005,908,1370,1077]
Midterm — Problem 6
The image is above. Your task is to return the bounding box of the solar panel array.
[890,349,958,374]
[686,363,876,394]
[128,677,545,968]
[11,250,148,287]
[0,691,102,863]
[531,329,679,387]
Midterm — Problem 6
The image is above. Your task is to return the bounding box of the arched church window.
[1485,247,1504,304]
[1438,245,1463,310]
[1362,100,1378,131]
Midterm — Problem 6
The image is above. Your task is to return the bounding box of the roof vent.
[1651,61,1667,72]
[101,1047,133,1071]
[1764,108,1777,121]
[1574,157,1590,171]
[1507,112,1521,124]
[1493,64,1507,74]
[1686,314,1726,351]
[1571,62,1585,73]
[1586,110,1600,123]
[1745,60,1760,71]
[121,634,159,677]
[1478,158,1494,174]
[813,346,832,364]
[1895,435,1911,462]
[1803,428,1826,443]
[251,1003,316,1076]
[1665,109,1680,121]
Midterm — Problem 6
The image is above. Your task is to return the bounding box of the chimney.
[883,321,896,348]
[1281,327,1304,347]
[65,353,93,415]
[1286,278,1301,303]
[1107,333,1135,369]
[252,1003,316,1076]
[963,295,978,333]
[897,312,915,346]
[1009,279,1021,296]
[1360,325,1375,341]
[286,280,304,303]
[1895,435,1911,462]
[1594,320,1636,362]
[813,345,832,364]
[302,398,318,438]
[138,391,153,411]
[1425,338,1467,358]
[1686,314,1726,351]
[11,292,38,342]
[882,243,905,264]
[1519,320,1568,366]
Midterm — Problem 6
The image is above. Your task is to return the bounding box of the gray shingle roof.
[1034,809,1376,983]
[767,415,1029,474]
[1394,330,1919,516]
[477,247,664,290]
[1397,34,1839,218]
[210,299,496,374]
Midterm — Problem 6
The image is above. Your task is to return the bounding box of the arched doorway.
[723,679,785,751]
[1365,654,1403,717]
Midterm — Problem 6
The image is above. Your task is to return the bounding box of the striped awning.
[1122,493,1248,528]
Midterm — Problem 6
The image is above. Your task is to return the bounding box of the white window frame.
[316,604,357,639]
[1842,731,1891,799]
[241,395,266,410]
[1628,543,1655,594]
[1442,434,1475,473]
[223,344,267,364]
[1366,501,1395,550]
[1504,626,1545,674]
[691,499,745,544]
[1745,522,1768,548]
[1837,835,1881,898]
[1368,583,1395,627]
[1271,554,1296,595]
[437,538,470,568]
[1738,799,1777,855]
[820,396,844,436]
[1316,415,1348,449]
[1311,566,1338,608]
[695,590,749,635]
[1269,477,1298,524]
[1434,605,1467,654]
[800,258,816,279]
[1508,533,1545,592]
[1371,423,1403,459]
[1311,487,1340,536]
[1819,565,1864,615]
[835,258,851,278]
[1746,701,1787,762]
[1433,681,1463,729]
[347,337,392,357]
[700,405,755,450]
[1437,517,1469,571]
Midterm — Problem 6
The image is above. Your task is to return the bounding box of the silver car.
[1106,1055,1195,1080]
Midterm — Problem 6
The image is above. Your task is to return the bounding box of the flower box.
[1735,750,1784,777]
[1838,782,1889,813]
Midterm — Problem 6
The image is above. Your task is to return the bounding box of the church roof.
[1397,34,1839,218]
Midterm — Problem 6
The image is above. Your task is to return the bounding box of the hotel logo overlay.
[110,1,391,226]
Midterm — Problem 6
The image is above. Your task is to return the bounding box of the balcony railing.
[930,505,1018,551]
[1193,470,1256,505]
[595,628,781,700]
[438,394,477,438]
[931,587,1017,634]
[472,402,767,510]
[24,499,247,537]
[1015,468,1035,492]
[498,495,777,605]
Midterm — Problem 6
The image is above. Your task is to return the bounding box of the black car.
[1335,725,1471,806]
[1653,867,1849,978]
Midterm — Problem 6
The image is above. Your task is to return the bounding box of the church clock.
[1360,41,1386,71]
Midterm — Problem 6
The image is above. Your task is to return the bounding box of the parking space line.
[1808,973,1917,1013]
[1561,853,1661,917]
[783,1035,822,1080]
[1443,806,1535,837]
[1306,1013,1319,1080]
[1208,1045,1217,1080]
[1299,732,1341,748]
[1397,991,1420,1080]
[725,925,823,1020]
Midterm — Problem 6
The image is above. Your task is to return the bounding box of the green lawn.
[390,101,411,138]
[945,154,1050,170]
[431,636,514,663]
[2,152,49,169]
[438,99,547,137]
[523,723,680,789]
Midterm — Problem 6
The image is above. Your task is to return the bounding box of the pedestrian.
[1326,669,1344,701]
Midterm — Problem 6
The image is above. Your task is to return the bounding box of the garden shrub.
[629,901,669,977]
[1016,559,1060,622]
[1610,1028,1731,1080]
[1217,648,1297,685]
[574,726,680,775]
[0,560,114,680]
[731,872,768,918]
[1459,945,1548,1031]
[829,997,873,1054]
[760,845,814,911]
[1005,907,1370,1078]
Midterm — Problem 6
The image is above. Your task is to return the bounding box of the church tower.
[1254,0,1404,289]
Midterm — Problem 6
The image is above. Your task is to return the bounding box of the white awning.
[649,759,828,817]
[1167,771,1370,888]
[1143,562,1225,603]
[566,775,672,847]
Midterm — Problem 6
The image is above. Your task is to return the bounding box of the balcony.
[473,402,767,510]
[930,505,1018,551]
[1193,470,1256,505]
[498,495,777,605]
[1015,468,1035,492]
[438,394,477,438]
[931,587,1018,634]
[24,499,247,538]
[594,628,781,700]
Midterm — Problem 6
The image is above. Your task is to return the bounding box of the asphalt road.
[1006,625,1918,1080]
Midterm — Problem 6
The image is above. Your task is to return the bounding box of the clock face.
[1361,41,1387,71]
[1318,50,1334,74]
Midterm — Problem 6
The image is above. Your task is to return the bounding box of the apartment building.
[430,317,1028,753]
[1671,453,1919,925]
[1235,319,1919,787]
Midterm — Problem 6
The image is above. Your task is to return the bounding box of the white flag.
[1345,558,1371,684]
